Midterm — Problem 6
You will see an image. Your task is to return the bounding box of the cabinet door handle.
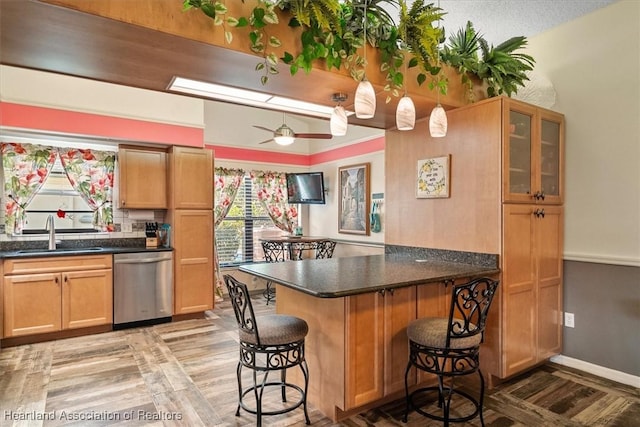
[54,276,59,284]
[388,288,395,296]
[378,289,385,297]
[539,209,545,218]
[539,191,545,201]
[121,200,126,206]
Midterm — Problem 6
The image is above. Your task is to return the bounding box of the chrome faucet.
[46,214,56,250]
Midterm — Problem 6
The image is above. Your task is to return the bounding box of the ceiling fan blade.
[258,138,274,144]
[294,133,333,139]
[253,125,276,133]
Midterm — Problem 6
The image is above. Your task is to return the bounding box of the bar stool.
[403,277,499,426]
[314,240,336,259]
[260,240,288,304]
[224,274,310,427]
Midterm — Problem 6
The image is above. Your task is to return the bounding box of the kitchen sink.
[14,247,105,255]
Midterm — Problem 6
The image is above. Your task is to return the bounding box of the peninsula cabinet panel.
[118,145,168,209]
[345,285,416,409]
[169,146,213,209]
[171,209,214,314]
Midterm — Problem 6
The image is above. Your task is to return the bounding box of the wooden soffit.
[1,0,485,129]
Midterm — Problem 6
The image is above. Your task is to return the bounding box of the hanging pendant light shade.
[355,2,375,119]
[330,105,348,136]
[429,103,448,138]
[355,78,376,119]
[396,95,416,131]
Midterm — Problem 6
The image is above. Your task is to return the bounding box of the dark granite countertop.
[0,246,172,259]
[239,254,500,298]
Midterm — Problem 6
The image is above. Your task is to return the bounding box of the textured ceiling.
[410,0,618,45]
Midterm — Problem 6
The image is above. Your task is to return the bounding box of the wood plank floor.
[1,294,638,426]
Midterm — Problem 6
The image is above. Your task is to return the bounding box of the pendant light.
[330,93,348,136]
[429,0,447,138]
[396,25,415,130]
[354,1,376,119]
[396,96,416,131]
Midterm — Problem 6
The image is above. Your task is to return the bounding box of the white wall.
[526,0,640,266]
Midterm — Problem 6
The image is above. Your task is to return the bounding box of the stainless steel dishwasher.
[113,251,173,329]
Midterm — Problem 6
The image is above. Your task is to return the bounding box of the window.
[216,176,285,265]
[23,157,97,233]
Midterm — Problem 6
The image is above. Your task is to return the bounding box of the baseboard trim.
[550,355,640,388]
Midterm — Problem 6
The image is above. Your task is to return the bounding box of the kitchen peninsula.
[239,252,499,421]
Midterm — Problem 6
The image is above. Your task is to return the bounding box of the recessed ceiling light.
[168,76,353,119]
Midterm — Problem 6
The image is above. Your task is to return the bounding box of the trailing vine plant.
[183,0,535,100]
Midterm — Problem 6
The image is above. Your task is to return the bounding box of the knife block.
[145,237,158,248]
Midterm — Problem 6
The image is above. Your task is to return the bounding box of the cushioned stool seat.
[407,318,482,349]
[403,277,499,426]
[239,314,308,346]
[224,274,310,427]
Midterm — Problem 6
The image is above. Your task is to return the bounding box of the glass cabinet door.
[538,111,564,204]
[508,110,532,196]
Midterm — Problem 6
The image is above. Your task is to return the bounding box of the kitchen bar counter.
[238,253,500,421]
[239,254,499,297]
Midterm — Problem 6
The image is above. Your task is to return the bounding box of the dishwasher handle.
[114,257,172,264]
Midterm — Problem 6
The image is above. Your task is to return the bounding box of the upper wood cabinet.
[503,99,564,205]
[168,146,213,210]
[118,145,168,209]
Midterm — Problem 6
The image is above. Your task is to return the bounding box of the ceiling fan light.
[396,96,416,131]
[354,79,376,119]
[273,135,295,145]
[330,105,348,136]
[429,104,448,138]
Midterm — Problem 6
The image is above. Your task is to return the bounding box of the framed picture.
[416,155,451,198]
[338,163,370,235]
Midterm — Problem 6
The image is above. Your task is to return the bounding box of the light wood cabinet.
[168,209,214,314]
[167,146,214,315]
[503,99,564,205]
[169,146,213,209]
[502,204,563,376]
[385,96,565,383]
[3,255,113,337]
[345,286,416,409]
[118,145,168,209]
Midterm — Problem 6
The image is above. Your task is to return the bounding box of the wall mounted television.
[286,172,326,204]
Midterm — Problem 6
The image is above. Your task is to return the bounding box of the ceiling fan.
[253,113,332,146]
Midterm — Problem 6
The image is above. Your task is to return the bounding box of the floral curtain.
[57,147,116,231]
[213,167,245,298]
[1,143,57,234]
[250,170,298,233]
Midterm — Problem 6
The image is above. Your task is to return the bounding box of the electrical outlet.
[564,312,575,328]
[121,222,133,233]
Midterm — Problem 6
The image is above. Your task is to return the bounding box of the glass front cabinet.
[503,99,564,205]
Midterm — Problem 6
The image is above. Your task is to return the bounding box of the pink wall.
[0,102,204,147]
[1,102,384,164]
